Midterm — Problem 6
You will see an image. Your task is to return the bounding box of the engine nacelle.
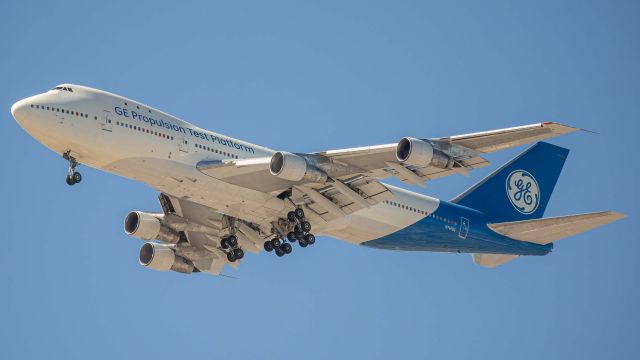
[124,211,180,243]
[269,151,327,183]
[396,137,454,169]
[138,242,194,274]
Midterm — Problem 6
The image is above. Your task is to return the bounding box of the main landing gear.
[220,234,245,262]
[264,207,316,257]
[63,151,82,186]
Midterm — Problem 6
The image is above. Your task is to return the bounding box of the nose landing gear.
[63,151,82,186]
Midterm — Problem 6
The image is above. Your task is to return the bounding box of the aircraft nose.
[11,98,29,124]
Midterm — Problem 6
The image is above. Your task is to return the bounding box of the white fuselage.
[11,84,442,244]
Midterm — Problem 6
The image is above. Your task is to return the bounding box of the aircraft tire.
[226,252,236,262]
[264,241,274,252]
[282,243,292,254]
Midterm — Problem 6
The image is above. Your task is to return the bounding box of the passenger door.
[101,110,113,132]
[178,136,189,153]
[458,217,469,240]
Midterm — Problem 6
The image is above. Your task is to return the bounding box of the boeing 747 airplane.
[10,84,625,275]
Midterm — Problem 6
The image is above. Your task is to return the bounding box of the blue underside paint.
[362,201,553,256]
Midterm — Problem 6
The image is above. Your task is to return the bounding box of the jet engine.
[269,151,327,183]
[138,242,194,274]
[124,211,180,243]
[396,138,455,169]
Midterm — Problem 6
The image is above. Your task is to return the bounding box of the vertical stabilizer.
[452,142,569,222]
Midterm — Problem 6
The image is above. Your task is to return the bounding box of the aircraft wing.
[317,122,578,184]
[197,122,577,221]
[199,122,577,189]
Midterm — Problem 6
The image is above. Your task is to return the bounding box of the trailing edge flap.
[488,211,626,245]
[472,254,519,268]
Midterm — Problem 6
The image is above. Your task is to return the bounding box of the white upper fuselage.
[11,84,440,244]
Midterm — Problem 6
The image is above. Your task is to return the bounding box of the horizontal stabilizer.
[488,211,626,245]
[472,254,519,268]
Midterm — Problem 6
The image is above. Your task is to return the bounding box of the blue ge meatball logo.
[506,170,540,214]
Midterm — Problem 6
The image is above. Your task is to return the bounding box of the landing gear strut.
[63,151,82,186]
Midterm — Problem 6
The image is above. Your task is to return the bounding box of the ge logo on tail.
[506,170,540,214]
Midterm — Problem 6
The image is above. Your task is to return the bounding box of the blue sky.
[1,1,638,359]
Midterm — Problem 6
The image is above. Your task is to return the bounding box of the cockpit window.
[51,86,73,92]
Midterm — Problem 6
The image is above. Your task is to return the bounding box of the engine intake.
[124,211,180,243]
[396,138,454,169]
[139,242,194,274]
[269,151,327,183]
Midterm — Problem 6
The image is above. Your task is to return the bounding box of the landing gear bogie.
[267,206,316,258]
[221,233,243,262]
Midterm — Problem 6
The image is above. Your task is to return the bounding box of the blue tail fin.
[452,142,569,222]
